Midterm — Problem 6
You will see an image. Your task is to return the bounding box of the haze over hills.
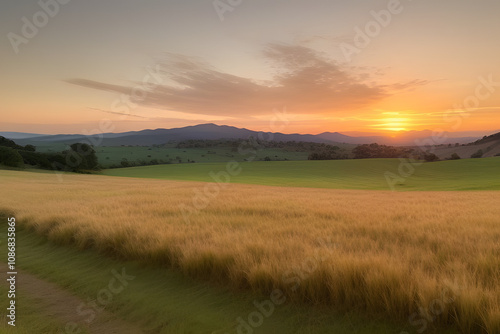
[0,132,46,139]
[0,123,489,147]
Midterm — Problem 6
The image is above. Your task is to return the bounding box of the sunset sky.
[1,0,500,136]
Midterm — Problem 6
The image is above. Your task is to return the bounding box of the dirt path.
[0,263,145,334]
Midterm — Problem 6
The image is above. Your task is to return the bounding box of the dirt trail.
[0,263,145,334]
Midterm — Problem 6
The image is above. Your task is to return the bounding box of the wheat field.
[1,170,499,333]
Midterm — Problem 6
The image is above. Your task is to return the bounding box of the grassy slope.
[0,222,428,334]
[103,157,500,191]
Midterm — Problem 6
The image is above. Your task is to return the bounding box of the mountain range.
[0,123,489,147]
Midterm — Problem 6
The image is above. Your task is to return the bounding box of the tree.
[308,148,347,160]
[120,158,130,167]
[471,149,484,159]
[0,136,24,150]
[67,143,99,171]
[450,153,461,160]
[18,150,50,167]
[423,153,440,162]
[24,145,36,152]
[352,143,413,159]
[0,146,24,168]
[0,137,34,152]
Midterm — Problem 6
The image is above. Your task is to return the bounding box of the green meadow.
[103,157,500,191]
[95,145,310,166]
[34,144,311,168]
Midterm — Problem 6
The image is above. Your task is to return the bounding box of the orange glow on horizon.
[370,116,411,133]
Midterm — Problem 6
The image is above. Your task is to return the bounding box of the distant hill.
[5,123,483,148]
[0,132,45,139]
[12,124,340,147]
[473,132,500,145]
[316,132,384,145]
[433,131,500,159]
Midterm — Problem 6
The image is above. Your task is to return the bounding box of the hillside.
[433,131,500,159]
[474,131,500,145]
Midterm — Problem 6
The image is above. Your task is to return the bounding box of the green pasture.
[103,157,500,191]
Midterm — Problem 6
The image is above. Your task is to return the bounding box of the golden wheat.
[1,170,499,333]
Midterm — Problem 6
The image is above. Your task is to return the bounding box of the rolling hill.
[433,132,500,159]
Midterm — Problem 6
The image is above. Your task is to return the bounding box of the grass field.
[1,169,499,333]
[0,219,415,334]
[34,143,312,167]
[103,157,500,191]
[95,145,311,167]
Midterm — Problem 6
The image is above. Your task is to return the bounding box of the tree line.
[0,136,99,172]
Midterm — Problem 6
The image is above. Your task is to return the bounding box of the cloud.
[87,107,149,119]
[385,79,431,91]
[66,44,428,117]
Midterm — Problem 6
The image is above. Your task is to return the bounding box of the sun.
[372,117,410,133]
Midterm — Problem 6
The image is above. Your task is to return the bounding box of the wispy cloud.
[66,44,429,118]
[87,107,149,119]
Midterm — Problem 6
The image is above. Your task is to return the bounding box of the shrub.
[450,153,461,160]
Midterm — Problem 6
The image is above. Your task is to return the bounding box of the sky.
[1,0,500,137]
